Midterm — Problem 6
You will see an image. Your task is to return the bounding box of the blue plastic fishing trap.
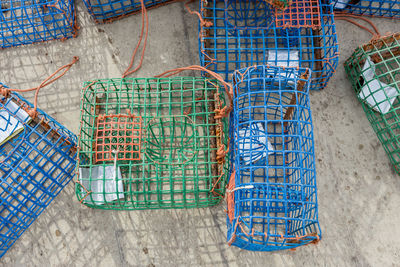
[0,0,77,49]
[198,0,339,90]
[330,0,400,18]
[0,85,77,258]
[82,0,176,23]
[226,65,321,251]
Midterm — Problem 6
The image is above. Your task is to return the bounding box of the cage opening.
[95,114,142,163]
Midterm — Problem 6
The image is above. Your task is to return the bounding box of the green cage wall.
[344,33,400,174]
[76,77,230,210]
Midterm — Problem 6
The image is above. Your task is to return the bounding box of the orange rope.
[226,170,235,223]
[122,0,149,78]
[335,13,381,38]
[0,57,79,118]
[185,0,213,27]
[279,233,319,241]
[227,216,241,246]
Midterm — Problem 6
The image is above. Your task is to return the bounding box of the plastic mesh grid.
[330,0,400,18]
[275,0,321,29]
[264,0,292,9]
[82,0,176,23]
[227,65,320,251]
[198,0,339,90]
[0,0,77,48]
[77,77,230,210]
[0,86,77,258]
[344,33,400,174]
[95,114,142,163]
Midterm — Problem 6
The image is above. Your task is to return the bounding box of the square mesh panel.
[275,0,321,29]
[95,114,142,162]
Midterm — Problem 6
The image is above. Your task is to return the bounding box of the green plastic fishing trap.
[344,33,400,174]
[76,77,230,209]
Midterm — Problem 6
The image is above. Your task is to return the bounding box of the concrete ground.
[1,1,399,266]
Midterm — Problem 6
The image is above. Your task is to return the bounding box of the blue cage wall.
[227,65,321,251]
[82,0,176,23]
[0,85,77,258]
[198,0,339,90]
[0,0,77,49]
[330,0,400,18]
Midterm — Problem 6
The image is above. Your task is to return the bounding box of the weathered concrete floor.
[0,1,399,266]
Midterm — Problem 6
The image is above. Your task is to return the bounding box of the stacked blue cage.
[330,0,400,18]
[227,65,321,251]
[198,0,339,90]
[0,84,77,258]
[0,0,77,48]
[82,0,175,23]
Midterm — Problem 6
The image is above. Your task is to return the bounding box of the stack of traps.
[330,0,400,18]
[0,0,77,48]
[227,65,320,251]
[0,86,77,257]
[199,0,339,90]
[345,33,400,174]
[76,77,230,210]
[82,0,175,23]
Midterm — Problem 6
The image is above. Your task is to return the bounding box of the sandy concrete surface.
[0,1,399,266]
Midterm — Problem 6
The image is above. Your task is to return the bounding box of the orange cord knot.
[370,34,382,43]
[72,56,80,63]
[0,86,10,98]
[216,144,229,162]
[201,20,213,27]
[27,109,38,119]
[214,106,231,119]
